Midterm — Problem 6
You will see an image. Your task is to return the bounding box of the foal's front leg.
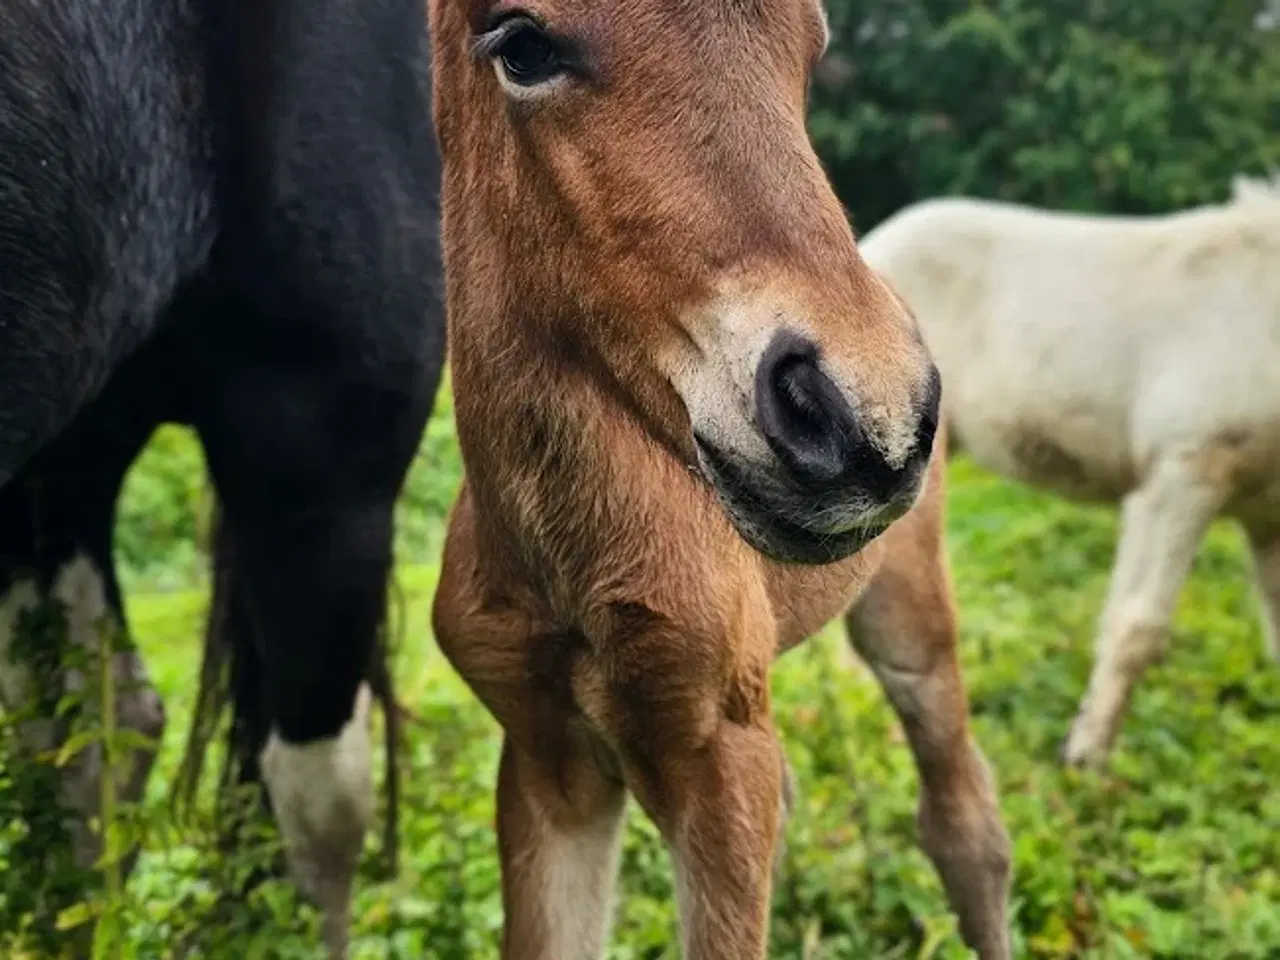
[433,497,785,960]
[1062,455,1224,768]
[844,505,1012,959]
[432,519,629,959]
[625,710,784,960]
[503,701,783,960]
[495,734,628,959]
[600,623,784,960]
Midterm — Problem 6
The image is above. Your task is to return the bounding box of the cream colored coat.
[859,176,1280,767]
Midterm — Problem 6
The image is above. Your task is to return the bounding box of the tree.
[809,0,1280,231]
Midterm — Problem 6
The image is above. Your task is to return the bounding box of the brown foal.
[427,0,1012,956]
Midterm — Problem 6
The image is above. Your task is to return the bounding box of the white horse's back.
[860,187,1280,507]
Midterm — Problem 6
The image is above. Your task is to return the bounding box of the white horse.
[857,175,1280,769]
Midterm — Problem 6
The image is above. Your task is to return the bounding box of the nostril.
[774,355,833,444]
[755,331,859,488]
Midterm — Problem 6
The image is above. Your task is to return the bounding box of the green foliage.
[114,426,211,591]
[811,0,1280,229]
[0,589,161,958]
[0,593,98,958]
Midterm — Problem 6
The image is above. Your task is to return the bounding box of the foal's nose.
[754,330,936,498]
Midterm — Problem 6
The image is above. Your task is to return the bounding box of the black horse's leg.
[191,0,442,948]
[0,406,164,894]
[194,354,433,958]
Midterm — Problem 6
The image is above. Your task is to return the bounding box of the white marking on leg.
[497,739,627,960]
[1064,458,1224,767]
[51,554,111,653]
[0,576,49,744]
[52,554,118,868]
[538,809,625,959]
[0,553,164,869]
[261,683,374,958]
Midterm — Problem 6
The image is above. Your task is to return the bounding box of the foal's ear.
[1230,173,1277,205]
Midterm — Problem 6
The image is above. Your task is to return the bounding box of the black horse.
[0,0,445,954]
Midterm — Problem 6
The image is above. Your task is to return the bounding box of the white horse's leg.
[1245,528,1280,664]
[1063,455,1225,769]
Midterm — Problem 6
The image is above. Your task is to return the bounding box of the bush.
[114,426,212,589]
[811,0,1280,230]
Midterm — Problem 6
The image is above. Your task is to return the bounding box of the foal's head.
[432,0,940,565]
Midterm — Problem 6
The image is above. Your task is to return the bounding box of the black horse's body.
[0,0,445,952]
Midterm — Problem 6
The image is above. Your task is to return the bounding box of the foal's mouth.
[692,434,894,566]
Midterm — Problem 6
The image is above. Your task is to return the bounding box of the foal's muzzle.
[696,331,938,565]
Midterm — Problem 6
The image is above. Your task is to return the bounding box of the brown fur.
[427,1,1011,956]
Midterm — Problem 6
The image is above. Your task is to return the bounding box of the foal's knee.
[918,807,1011,903]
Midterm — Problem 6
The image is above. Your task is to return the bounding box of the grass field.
[4,414,1280,958]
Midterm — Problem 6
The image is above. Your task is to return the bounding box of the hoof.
[1059,727,1109,771]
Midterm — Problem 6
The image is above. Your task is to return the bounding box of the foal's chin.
[695,439,916,566]
[732,508,890,566]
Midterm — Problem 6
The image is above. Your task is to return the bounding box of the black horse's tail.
[172,497,403,876]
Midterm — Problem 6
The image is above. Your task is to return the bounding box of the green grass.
[3,403,1279,958]
[109,455,1278,958]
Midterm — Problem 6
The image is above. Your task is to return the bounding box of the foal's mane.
[1228,171,1280,208]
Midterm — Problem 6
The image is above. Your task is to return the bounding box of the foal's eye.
[482,18,566,89]
[497,26,560,83]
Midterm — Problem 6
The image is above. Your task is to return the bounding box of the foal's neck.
[455,302,694,468]
[452,312,714,582]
